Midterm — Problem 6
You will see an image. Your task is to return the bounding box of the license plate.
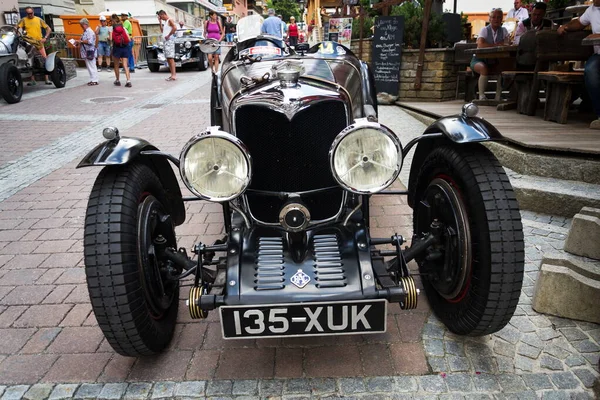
[220,299,386,339]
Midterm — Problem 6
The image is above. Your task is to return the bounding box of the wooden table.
[582,34,600,46]
[467,46,518,108]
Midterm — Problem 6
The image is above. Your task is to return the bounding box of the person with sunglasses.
[16,6,52,85]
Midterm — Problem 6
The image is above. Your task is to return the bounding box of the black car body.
[146,28,208,72]
[78,17,524,356]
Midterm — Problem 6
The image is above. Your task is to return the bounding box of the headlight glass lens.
[185,41,192,49]
[331,126,401,193]
[182,134,251,201]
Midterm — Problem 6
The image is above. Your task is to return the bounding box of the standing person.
[470,8,509,101]
[260,9,283,47]
[558,0,600,130]
[205,11,224,73]
[225,16,235,44]
[95,16,111,71]
[287,16,299,47]
[514,2,553,45]
[16,6,51,85]
[75,18,98,85]
[507,0,529,22]
[158,10,177,81]
[121,12,136,73]
[278,15,288,39]
[110,14,132,87]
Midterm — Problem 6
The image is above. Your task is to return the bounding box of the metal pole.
[453,0,457,14]
[359,5,364,60]
[414,0,432,89]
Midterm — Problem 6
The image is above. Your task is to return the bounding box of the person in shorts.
[110,14,132,87]
[95,16,111,71]
[158,10,177,81]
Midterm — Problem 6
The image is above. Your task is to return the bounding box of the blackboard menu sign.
[372,16,404,96]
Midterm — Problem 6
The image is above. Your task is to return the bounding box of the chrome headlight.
[329,119,402,194]
[180,128,252,202]
[185,41,192,49]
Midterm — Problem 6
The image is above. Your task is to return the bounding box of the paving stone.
[206,380,233,396]
[536,328,561,341]
[521,373,553,390]
[540,354,564,371]
[501,391,536,400]
[576,321,600,331]
[572,368,598,388]
[572,340,600,353]
[549,371,581,389]
[438,395,465,400]
[48,384,78,400]
[472,374,500,392]
[123,383,152,400]
[393,376,418,392]
[23,383,53,400]
[258,380,283,397]
[565,354,587,367]
[509,317,537,333]
[543,344,571,360]
[464,394,493,400]
[517,343,541,359]
[73,384,103,399]
[444,373,473,392]
[559,327,588,341]
[98,383,127,400]
[419,375,447,393]
[230,380,256,396]
[514,355,535,372]
[493,339,515,358]
[150,382,176,399]
[444,340,466,357]
[494,325,522,345]
[338,378,365,395]
[447,355,470,372]
[362,377,392,393]
[548,316,576,328]
[175,381,206,397]
[429,356,448,373]
[0,388,4,398]
[424,339,445,357]
[582,353,600,370]
[422,323,445,339]
[520,333,545,349]
[495,356,514,373]
[308,378,336,395]
[471,355,497,374]
[539,390,571,399]
[2,386,29,400]
[587,328,600,343]
[496,375,527,393]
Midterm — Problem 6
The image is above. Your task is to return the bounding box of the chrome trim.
[343,196,362,226]
[279,203,311,232]
[179,127,252,202]
[241,191,348,230]
[229,201,251,229]
[329,119,403,195]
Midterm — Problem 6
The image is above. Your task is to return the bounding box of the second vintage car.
[146,28,209,72]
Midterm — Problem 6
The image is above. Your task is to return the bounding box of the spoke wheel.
[416,177,471,301]
[137,195,177,319]
[412,143,524,336]
[84,163,179,356]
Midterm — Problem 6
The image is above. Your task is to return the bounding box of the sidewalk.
[0,67,598,399]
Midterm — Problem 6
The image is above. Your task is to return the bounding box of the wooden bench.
[533,30,592,123]
[454,42,477,101]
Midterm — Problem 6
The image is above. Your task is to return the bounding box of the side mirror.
[296,42,309,56]
[200,38,219,54]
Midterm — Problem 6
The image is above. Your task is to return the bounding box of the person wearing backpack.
[110,14,132,87]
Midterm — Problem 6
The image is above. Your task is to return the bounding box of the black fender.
[360,61,378,117]
[406,114,504,208]
[77,137,186,226]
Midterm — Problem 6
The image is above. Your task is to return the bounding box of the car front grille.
[235,101,347,223]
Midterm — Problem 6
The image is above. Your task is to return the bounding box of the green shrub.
[390,0,446,48]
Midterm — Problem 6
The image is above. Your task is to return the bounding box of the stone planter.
[399,48,457,102]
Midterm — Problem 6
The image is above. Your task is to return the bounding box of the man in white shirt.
[507,0,529,22]
[558,0,600,129]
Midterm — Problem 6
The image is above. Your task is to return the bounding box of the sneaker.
[125,81,132,87]
[129,69,135,73]
[97,66,102,72]
[114,80,121,86]
[590,119,600,130]
[479,95,487,101]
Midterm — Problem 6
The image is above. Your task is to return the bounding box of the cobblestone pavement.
[0,69,598,399]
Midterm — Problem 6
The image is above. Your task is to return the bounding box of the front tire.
[0,63,23,104]
[413,143,524,336]
[51,57,66,88]
[148,62,160,73]
[198,52,208,71]
[84,163,179,356]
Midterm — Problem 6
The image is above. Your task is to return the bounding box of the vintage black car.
[0,25,67,104]
[146,28,209,72]
[79,17,524,356]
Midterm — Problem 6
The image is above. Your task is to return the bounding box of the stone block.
[532,253,600,324]
[564,207,600,260]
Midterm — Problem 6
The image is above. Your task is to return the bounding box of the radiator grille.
[254,237,285,291]
[313,234,346,288]
[236,101,347,222]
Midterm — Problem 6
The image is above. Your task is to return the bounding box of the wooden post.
[414,0,432,89]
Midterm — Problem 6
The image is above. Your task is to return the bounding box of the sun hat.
[99,15,106,21]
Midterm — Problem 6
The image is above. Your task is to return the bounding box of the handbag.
[82,43,95,60]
